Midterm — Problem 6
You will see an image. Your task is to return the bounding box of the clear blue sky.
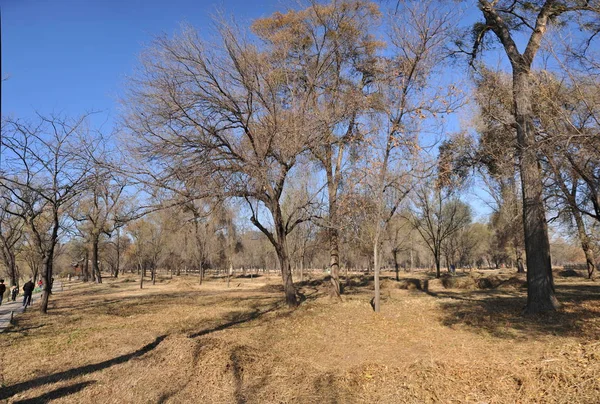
[2,0,500,218]
[1,0,283,127]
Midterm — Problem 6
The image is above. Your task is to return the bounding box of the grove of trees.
[1,0,599,315]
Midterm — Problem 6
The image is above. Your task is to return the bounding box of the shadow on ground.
[432,282,600,339]
[0,335,166,401]
[13,381,96,404]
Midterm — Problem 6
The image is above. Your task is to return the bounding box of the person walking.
[10,285,18,302]
[23,279,35,307]
[0,280,5,306]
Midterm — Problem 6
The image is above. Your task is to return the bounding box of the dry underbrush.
[1,271,599,403]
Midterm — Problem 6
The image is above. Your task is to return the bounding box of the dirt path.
[0,281,62,332]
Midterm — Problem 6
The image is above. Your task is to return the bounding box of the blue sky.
[1,0,283,127]
[2,0,499,217]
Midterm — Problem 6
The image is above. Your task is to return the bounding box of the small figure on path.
[10,285,18,302]
[0,280,5,305]
[23,279,35,307]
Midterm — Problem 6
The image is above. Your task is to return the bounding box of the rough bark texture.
[480,0,559,313]
[92,235,102,284]
[274,205,298,308]
[325,144,343,299]
[514,69,558,314]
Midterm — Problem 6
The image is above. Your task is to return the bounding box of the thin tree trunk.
[83,250,90,282]
[115,227,120,278]
[92,234,102,284]
[393,249,400,281]
[373,243,381,312]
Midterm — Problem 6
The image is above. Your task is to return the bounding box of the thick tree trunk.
[39,254,53,314]
[514,68,558,314]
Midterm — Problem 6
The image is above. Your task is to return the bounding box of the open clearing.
[1,270,600,403]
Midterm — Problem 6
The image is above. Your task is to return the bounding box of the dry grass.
[1,270,600,403]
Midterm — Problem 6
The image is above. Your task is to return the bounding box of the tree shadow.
[0,335,167,401]
[433,281,600,339]
[187,302,284,339]
[12,381,96,404]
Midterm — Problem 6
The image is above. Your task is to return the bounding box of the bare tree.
[0,115,94,313]
[366,0,461,312]
[253,0,381,298]
[122,15,327,306]
[0,191,24,287]
[410,183,472,279]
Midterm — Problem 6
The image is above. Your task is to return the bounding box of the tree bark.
[92,234,102,284]
[393,249,400,281]
[83,249,90,282]
[514,68,558,313]
[273,205,298,307]
[115,227,120,278]
[373,243,381,312]
[480,0,559,314]
[573,209,596,279]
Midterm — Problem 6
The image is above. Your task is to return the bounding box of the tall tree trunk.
[273,206,298,307]
[373,243,381,312]
[516,249,525,273]
[393,249,400,281]
[514,68,558,313]
[83,249,90,282]
[92,234,102,284]
[325,143,344,299]
[115,228,120,278]
[572,210,596,279]
[227,261,232,288]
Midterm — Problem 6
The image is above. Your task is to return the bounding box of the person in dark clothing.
[23,279,35,307]
[11,285,18,301]
[0,279,5,306]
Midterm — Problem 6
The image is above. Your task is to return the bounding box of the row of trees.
[1,0,599,314]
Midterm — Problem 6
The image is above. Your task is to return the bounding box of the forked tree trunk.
[480,0,559,314]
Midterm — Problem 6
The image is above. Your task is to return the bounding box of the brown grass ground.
[1,269,599,403]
